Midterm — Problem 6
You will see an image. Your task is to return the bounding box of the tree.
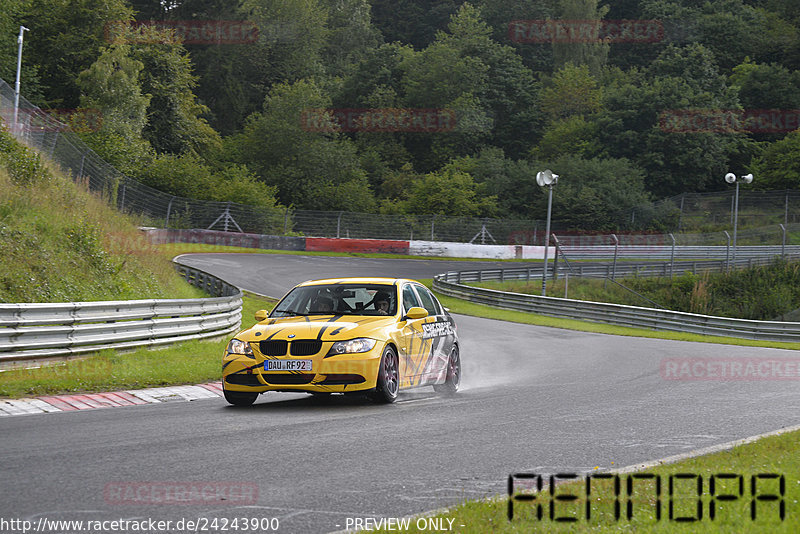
[399,167,497,217]
[473,0,557,73]
[552,0,609,75]
[77,41,152,175]
[236,79,375,211]
[730,58,800,110]
[446,147,541,217]
[322,0,381,78]
[370,0,459,49]
[751,130,800,189]
[532,116,603,160]
[540,63,602,121]
[21,0,133,107]
[537,154,652,230]
[127,25,222,156]
[597,46,746,197]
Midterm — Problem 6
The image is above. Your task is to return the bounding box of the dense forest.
[2,0,800,230]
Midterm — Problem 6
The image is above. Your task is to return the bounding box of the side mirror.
[404,307,428,320]
[254,309,269,322]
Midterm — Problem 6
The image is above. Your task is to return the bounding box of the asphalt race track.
[2,253,799,533]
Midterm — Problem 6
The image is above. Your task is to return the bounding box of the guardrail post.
[780,224,786,258]
[500,269,505,283]
[336,211,344,238]
[457,271,461,284]
[723,231,731,272]
[669,233,676,278]
[611,234,619,281]
[552,240,559,281]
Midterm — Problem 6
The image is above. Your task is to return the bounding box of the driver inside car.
[372,291,391,315]
[312,295,334,313]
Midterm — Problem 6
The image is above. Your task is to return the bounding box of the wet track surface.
[2,253,799,533]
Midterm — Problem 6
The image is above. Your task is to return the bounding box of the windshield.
[271,283,398,317]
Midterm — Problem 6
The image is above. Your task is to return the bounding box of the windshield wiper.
[275,309,308,317]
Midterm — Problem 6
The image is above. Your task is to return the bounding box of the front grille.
[320,374,366,385]
[260,373,315,385]
[260,340,287,356]
[290,340,322,356]
[225,374,262,386]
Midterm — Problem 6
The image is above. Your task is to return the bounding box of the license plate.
[264,359,312,371]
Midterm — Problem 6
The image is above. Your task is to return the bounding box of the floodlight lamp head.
[537,169,556,186]
[743,173,754,184]
[724,172,736,184]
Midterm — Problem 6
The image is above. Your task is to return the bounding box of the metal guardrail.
[433,259,800,343]
[0,264,242,363]
[447,254,800,283]
[561,245,800,261]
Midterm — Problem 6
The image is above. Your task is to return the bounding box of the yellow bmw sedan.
[222,277,461,405]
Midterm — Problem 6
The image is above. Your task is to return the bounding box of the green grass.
[0,292,275,398]
[369,428,800,533]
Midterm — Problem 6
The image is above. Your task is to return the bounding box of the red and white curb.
[0,382,224,417]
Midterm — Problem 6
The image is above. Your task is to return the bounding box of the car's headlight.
[327,338,377,356]
[226,338,254,356]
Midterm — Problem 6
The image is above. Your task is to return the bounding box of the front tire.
[223,388,258,406]
[371,346,399,403]
[433,345,461,395]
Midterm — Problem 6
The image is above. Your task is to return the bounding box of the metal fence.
[3,77,800,243]
[433,267,800,343]
[0,264,241,363]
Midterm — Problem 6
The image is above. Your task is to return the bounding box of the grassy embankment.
[0,127,202,303]
[0,125,245,396]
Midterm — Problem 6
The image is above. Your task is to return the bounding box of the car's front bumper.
[222,343,384,394]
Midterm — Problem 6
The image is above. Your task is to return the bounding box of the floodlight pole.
[725,173,753,267]
[13,26,30,132]
[541,183,554,296]
[732,179,739,265]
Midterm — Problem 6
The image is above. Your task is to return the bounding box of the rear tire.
[371,346,399,404]
[433,345,461,395]
[223,388,258,406]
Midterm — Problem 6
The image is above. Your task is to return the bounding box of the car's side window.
[402,284,421,313]
[413,285,440,316]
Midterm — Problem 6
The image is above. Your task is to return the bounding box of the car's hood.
[240,315,396,342]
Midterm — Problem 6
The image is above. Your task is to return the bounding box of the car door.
[398,283,427,387]
[411,284,455,385]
